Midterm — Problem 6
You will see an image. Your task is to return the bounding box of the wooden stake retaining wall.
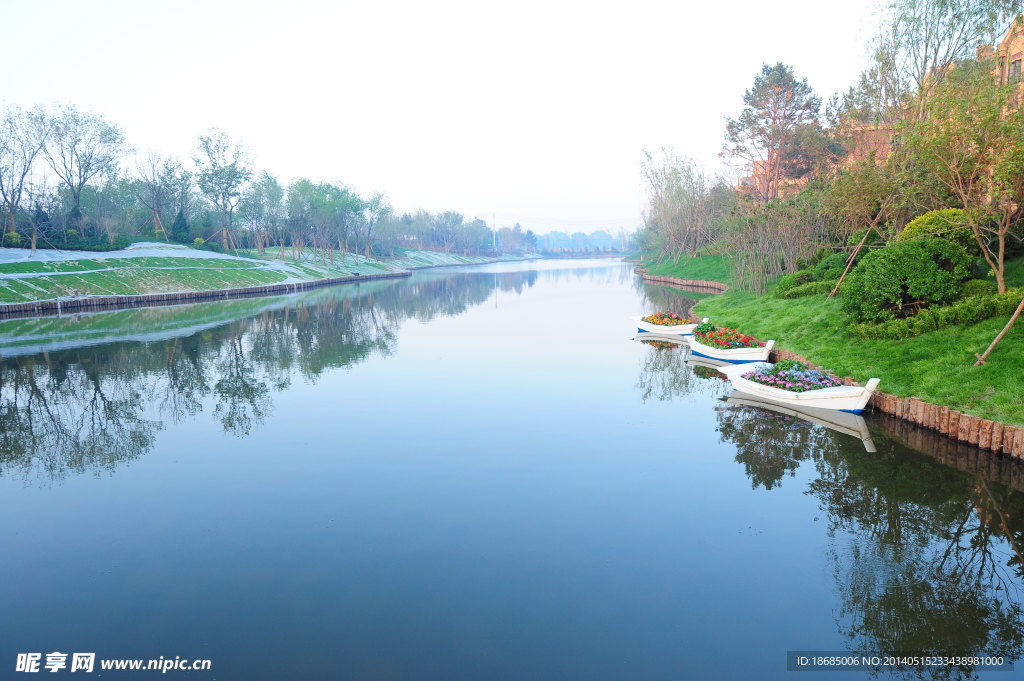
[870,412,1024,493]
[770,338,1022,459]
[634,267,730,293]
[633,267,1023,460]
[0,271,411,319]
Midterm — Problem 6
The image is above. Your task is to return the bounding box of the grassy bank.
[636,253,734,286]
[678,257,1024,425]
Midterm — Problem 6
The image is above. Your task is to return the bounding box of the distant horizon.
[3,0,877,235]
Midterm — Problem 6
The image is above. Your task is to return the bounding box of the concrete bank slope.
[0,271,411,317]
[0,244,533,318]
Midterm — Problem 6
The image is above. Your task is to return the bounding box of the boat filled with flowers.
[716,360,881,412]
[632,312,709,337]
[687,322,774,363]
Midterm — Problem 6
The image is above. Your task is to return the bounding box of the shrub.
[796,247,833,271]
[2,232,23,247]
[773,269,814,298]
[193,237,206,248]
[958,279,998,299]
[847,286,1024,339]
[897,209,979,255]
[813,252,850,281]
[847,227,886,248]
[779,279,840,299]
[840,238,973,323]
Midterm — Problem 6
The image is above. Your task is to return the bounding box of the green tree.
[357,192,390,257]
[193,130,251,250]
[902,58,1024,293]
[723,63,823,202]
[239,172,285,254]
[170,208,189,243]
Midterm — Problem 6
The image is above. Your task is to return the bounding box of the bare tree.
[641,148,725,260]
[42,104,128,236]
[0,105,47,239]
[133,152,175,241]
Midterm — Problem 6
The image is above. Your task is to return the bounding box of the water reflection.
[633,338,731,403]
[628,335,1024,678]
[3,259,1023,680]
[714,391,1024,678]
[726,393,877,452]
[0,269,541,484]
[635,278,704,317]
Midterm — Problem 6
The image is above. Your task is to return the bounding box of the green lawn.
[695,288,1024,425]
[638,253,734,286]
[633,251,1024,423]
[1003,256,1024,287]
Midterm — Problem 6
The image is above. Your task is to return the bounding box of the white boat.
[716,361,880,413]
[632,316,709,337]
[687,337,775,363]
[724,393,877,452]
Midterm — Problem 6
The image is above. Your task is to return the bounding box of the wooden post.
[975,295,1024,365]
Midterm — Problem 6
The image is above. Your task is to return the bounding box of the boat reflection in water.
[724,392,877,452]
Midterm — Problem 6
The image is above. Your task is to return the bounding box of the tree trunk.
[975,295,1024,365]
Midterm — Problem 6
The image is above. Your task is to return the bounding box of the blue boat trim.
[839,408,864,414]
[637,328,648,333]
[689,349,763,364]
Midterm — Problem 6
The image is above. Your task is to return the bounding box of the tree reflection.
[0,269,528,484]
[716,404,1024,678]
[716,404,838,490]
[634,344,730,402]
[0,352,161,484]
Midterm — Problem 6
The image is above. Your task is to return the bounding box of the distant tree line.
[0,105,617,259]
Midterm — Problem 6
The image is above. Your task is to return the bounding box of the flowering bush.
[641,311,697,326]
[693,326,764,349]
[741,360,843,393]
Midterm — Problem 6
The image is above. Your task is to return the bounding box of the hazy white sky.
[5,0,879,233]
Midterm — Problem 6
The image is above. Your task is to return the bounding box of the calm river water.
[1,259,1023,680]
